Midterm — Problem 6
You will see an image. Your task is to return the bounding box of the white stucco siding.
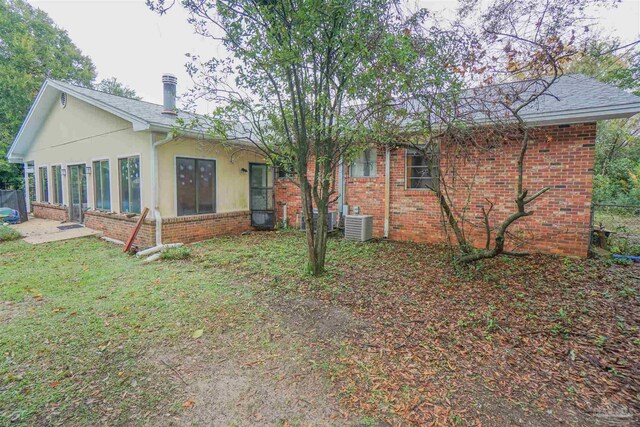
[157,138,267,217]
[22,94,153,214]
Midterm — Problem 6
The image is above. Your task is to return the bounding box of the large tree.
[566,37,640,205]
[147,0,449,275]
[0,0,96,188]
[95,77,141,100]
[384,0,618,262]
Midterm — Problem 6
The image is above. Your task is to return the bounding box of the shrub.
[0,224,22,242]
[159,246,191,261]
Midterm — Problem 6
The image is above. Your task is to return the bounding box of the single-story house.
[7,75,270,246]
[7,74,640,256]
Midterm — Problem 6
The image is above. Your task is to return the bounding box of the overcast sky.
[30,0,640,113]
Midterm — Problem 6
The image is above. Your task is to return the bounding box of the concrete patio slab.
[10,217,102,244]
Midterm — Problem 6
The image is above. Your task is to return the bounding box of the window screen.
[38,166,49,202]
[51,166,63,204]
[176,157,216,216]
[93,160,111,211]
[350,148,377,177]
[406,148,438,189]
[119,157,141,213]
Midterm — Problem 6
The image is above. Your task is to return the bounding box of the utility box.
[344,215,373,242]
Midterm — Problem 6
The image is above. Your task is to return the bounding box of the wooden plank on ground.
[123,207,149,253]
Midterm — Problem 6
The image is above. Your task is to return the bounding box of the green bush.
[159,246,191,261]
[0,224,22,242]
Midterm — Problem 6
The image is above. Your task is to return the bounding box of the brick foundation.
[84,210,156,247]
[83,209,253,247]
[275,123,597,257]
[32,202,68,222]
[161,211,252,244]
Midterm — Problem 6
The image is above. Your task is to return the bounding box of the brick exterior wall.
[32,202,68,222]
[161,211,252,244]
[84,210,156,247]
[84,210,252,247]
[274,123,597,257]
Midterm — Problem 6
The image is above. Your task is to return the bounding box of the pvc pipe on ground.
[144,253,162,263]
[102,236,125,245]
[136,242,183,257]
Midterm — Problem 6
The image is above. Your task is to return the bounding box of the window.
[176,157,216,216]
[406,148,438,189]
[119,156,141,213]
[93,160,111,211]
[350,148,377,177]
[38,166,49,202]
[51,165,63,204]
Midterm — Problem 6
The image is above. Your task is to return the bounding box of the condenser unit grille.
[301,211,336,232]
[344,215,373,242]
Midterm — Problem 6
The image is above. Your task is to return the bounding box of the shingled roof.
[7,73,640,163]
[458,74,640,125]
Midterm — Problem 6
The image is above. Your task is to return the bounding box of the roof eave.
[6,80,48,162]
[522,103,640,126]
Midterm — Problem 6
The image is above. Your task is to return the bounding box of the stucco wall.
[156,138,267,217]
[21,94,153,215]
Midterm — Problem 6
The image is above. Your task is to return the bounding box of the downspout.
[383,147,390,238]
[337,159,344,219]
[23,162,31,213]
[151,133,174,246]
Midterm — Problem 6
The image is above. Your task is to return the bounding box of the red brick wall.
[275,123,597,257]
[161,211,252,244]
[275,178,303,227]
[32,202,68,222]
[274,161,340,229]
[84,210,156,247]
[343,150,386,237]
[84,210,252,247]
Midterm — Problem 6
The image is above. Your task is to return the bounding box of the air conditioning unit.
[344,215,373,242]
[300,210,336,232]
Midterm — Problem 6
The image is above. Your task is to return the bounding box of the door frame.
[67,163,87,223]
[249,162,275,228]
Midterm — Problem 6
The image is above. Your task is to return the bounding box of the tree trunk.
[300,178,318,274]
[314,204,328,275]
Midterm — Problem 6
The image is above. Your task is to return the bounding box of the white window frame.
[350,148,377,178]
[405,147,438,191]
[173,155,218,217]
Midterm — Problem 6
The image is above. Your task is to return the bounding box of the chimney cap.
[162,74,178,85]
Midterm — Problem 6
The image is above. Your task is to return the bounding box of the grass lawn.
[1,231,639,426]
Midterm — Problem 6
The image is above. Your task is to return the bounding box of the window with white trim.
[119,156,141,213]
[350,148,377,177]
[406,148,438,189]
[38,166,49,202]
[176,157,216,216]
[51,165,63,204]
[93,160,111,211]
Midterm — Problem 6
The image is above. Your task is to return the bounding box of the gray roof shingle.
[50,79,200,131]
[52,74,640,132]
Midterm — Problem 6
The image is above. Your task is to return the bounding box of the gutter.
[383,147,391,238]
[151,133,174,246]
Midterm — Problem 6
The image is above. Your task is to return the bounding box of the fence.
[591,204,640,255]
[0,189,28,223]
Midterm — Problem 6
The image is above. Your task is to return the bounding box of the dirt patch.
[271,297,367,341]
[144,330,352,426]
[0,299,41,324]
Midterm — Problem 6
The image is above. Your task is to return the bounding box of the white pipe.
[383,147,391,238]
[23,162,31,213]
[283,203,288,228]
[137,242,183,257]
[151,133,174,246]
